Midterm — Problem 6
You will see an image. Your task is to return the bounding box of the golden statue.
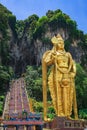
[42,34,78,121]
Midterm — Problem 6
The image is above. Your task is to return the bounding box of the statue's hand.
[70,72,75,78]
[52,51,56,56]
[51,51,57,60]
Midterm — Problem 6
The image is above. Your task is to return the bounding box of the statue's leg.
[67,86,72,118]
[68,82,74,117]
[63,86,68,116]
[57,84,64,116]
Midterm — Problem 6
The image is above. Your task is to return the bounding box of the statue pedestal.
[44,117,87,130]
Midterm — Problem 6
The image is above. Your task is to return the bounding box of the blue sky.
[0,0,87,34]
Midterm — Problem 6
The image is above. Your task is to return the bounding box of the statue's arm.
[67,52,76,77]
[70,60,76,78]
[42,50,54,66]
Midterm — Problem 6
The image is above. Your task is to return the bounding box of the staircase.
[2,78,38,130]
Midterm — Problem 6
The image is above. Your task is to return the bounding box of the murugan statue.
[42,34,78,121]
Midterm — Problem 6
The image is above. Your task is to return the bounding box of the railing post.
[40,125,43,130]
[26,125,28,130]
[15,125,19,130]
[3,125,7,130]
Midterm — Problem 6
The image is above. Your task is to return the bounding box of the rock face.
[3,23,83,75]
[0,4,86,75]
[9,28,83,75]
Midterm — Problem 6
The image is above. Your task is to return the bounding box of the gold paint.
[42,34,78,121]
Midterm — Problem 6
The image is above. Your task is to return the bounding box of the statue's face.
[56,39,64,50]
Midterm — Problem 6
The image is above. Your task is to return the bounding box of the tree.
[25,66,42,101]
[75,63,87,109]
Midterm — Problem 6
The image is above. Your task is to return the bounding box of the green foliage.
[0,65,10,81]
[66,19,77,31]
[0,4,14,36]
[0,96,4,116]
[0,4,16,65]
[66,19,79,40]
[46,10,54,18]
[14,8,86,46]
[79,109,87,119]
[48,11,67,30]
[0,96,4,101]
[0,12,8,34]
[0,69,10,80]
[79,34,87,69]
[8,66,14,78]
[41,37,51,45]
[0,65,14,115]
[8,14,16,35]
[0,65,14,93]
[0,40,10,65]
[38,16,48,25]
[75,63,87,109]
[25,65,51,102]
[30,99,55,120]
[25,14,39,25]
[33,16,48,39]
[15,20,25,39]
[0,4,12,15]
[64,39,71,51]
[25,14,39,35]
[47,106,56,119]
[33,100,43,112]
[25,65,42,101]
[0,103,3,116]
[33,9,82,41]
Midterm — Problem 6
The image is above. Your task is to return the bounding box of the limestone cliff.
[0,4,87,75]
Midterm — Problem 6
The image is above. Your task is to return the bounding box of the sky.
[0,0,87,34]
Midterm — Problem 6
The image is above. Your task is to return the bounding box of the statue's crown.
[51,34,63,45]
